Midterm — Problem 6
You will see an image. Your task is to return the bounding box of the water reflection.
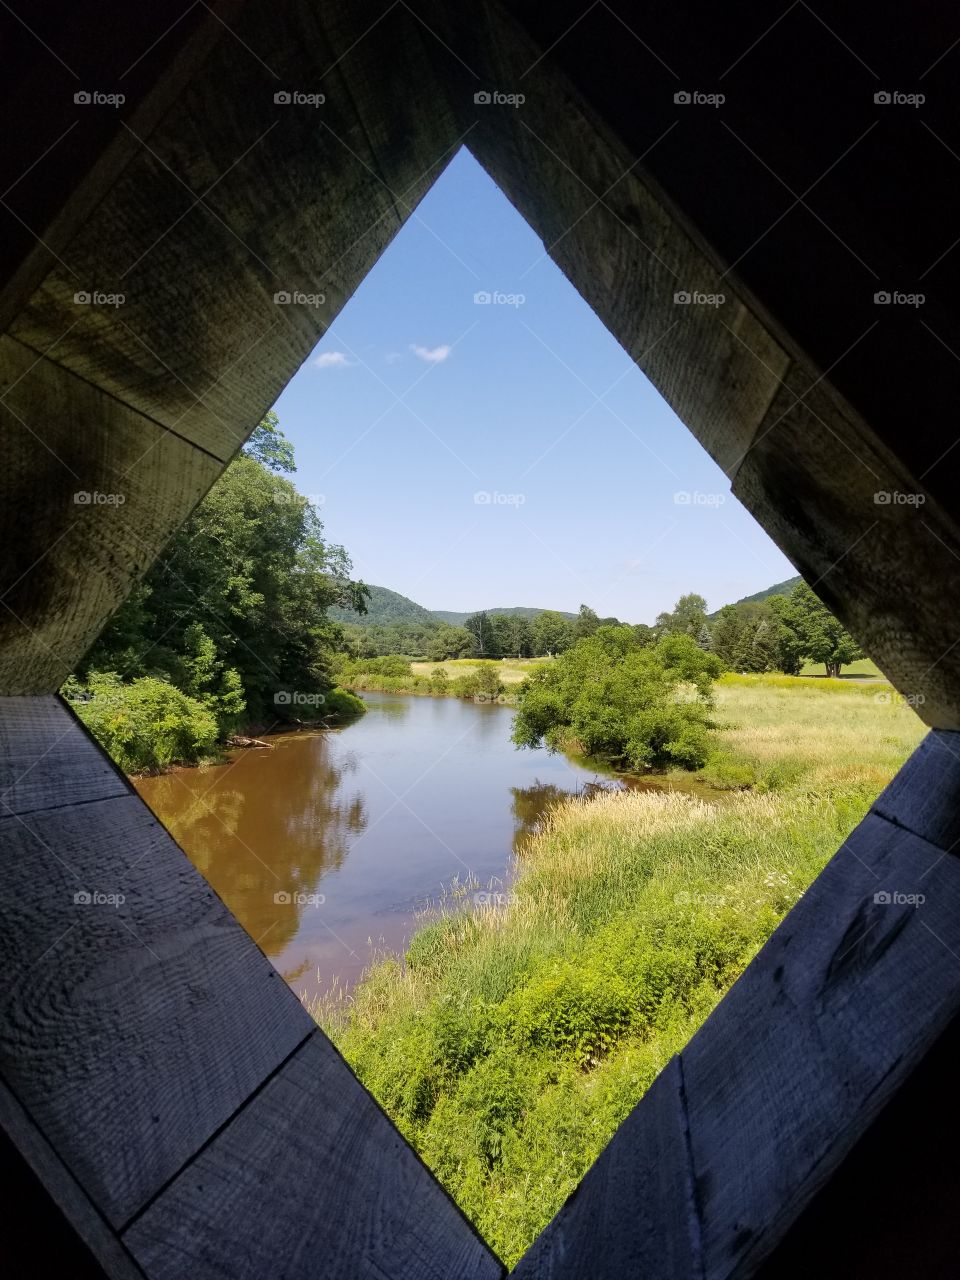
[135,693,629,998]
[138,732,367,956]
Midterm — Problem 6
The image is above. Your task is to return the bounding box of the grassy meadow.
[313,672,925,1267]
[409,657,545,684]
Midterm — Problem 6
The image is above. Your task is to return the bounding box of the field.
[798,656,882,679]
[409,657,547,685]
[314,673,926,1267]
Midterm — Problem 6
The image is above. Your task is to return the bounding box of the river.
[135,691,633,1002]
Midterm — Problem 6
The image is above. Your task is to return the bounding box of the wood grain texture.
[0,699,313,1227]
[681,810,960,1279]
[731,372,960,729]
[0,1073,142,1280]
[413,0,960,728]
[872,729,960,851]
[0,336,221,694]
[7,1,461,461]
[124,1029,504,1280]
[510,1056,700,1280]
[0,695,126,815]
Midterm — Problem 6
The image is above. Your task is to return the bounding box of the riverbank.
[67,676,365,776]
[313,673,925,1267]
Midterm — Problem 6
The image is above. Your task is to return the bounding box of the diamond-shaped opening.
[2,4,947,1274]
[57,148,924,1266]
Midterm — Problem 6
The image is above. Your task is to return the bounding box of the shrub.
[65,671,219,773]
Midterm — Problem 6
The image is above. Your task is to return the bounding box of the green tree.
[513,626,722,771]
[531,610,575,657]
[574,604,601,640]
[427,625,474,661]
[655,592,708,639]
[83,419,368,724]
[781,582,863,678]
[242,409,296,473]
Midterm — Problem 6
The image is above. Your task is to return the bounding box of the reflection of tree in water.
[136,733,367,954]
[510,779,620,855]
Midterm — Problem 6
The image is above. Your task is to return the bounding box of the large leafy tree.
[530,610,575,657]
[655,592,708,639]
[84,415,368,721]
[513,626,722,771]
[779,581,863,678]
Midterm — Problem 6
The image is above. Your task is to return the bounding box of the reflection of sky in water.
[135,692,619,999]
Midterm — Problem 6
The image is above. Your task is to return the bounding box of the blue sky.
[271,148,795,622]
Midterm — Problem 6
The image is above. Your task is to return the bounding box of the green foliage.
[427,624,475,661]
[512,627,722,771]
[65,672,219,773]
[778,581,863,677]
[241,408,296,473]
[82,414,368,727]
[655,591,708,638]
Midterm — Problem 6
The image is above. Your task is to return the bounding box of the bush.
[513,627,722,771]
[322,687,365,722]
[65,672,219,773]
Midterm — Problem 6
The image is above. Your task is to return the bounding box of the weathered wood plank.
[0,1073,141,1279]
[0,695,126,815]
[0,697,313,1226]
[510,1056,700,1280]
[0,337,221,694]
[413,0,960,729]
[872,728,960,852]
[124,1029,504,1280]
[418,2,789,479]
[7,1,461,461]
[680,811,960,1278]
[730,374,960,729]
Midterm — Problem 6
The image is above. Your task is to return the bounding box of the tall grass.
[312,675,925,1267]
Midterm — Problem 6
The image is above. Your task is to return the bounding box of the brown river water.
[135,691,678,1001]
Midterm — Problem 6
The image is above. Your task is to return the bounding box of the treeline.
[341,604,625,662]
[655,584,862,678]
[66,414,367,772]
[339,584,860,679]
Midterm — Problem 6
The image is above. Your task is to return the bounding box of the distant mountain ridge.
[334,579,803,629]
[730,575,802,606]
[328,585,438,627]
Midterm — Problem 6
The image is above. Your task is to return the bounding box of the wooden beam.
[124,1030,504,1280]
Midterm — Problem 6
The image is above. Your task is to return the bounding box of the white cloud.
[410,343,451,364]
[385,351,403,364]
[313,351,351,368]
